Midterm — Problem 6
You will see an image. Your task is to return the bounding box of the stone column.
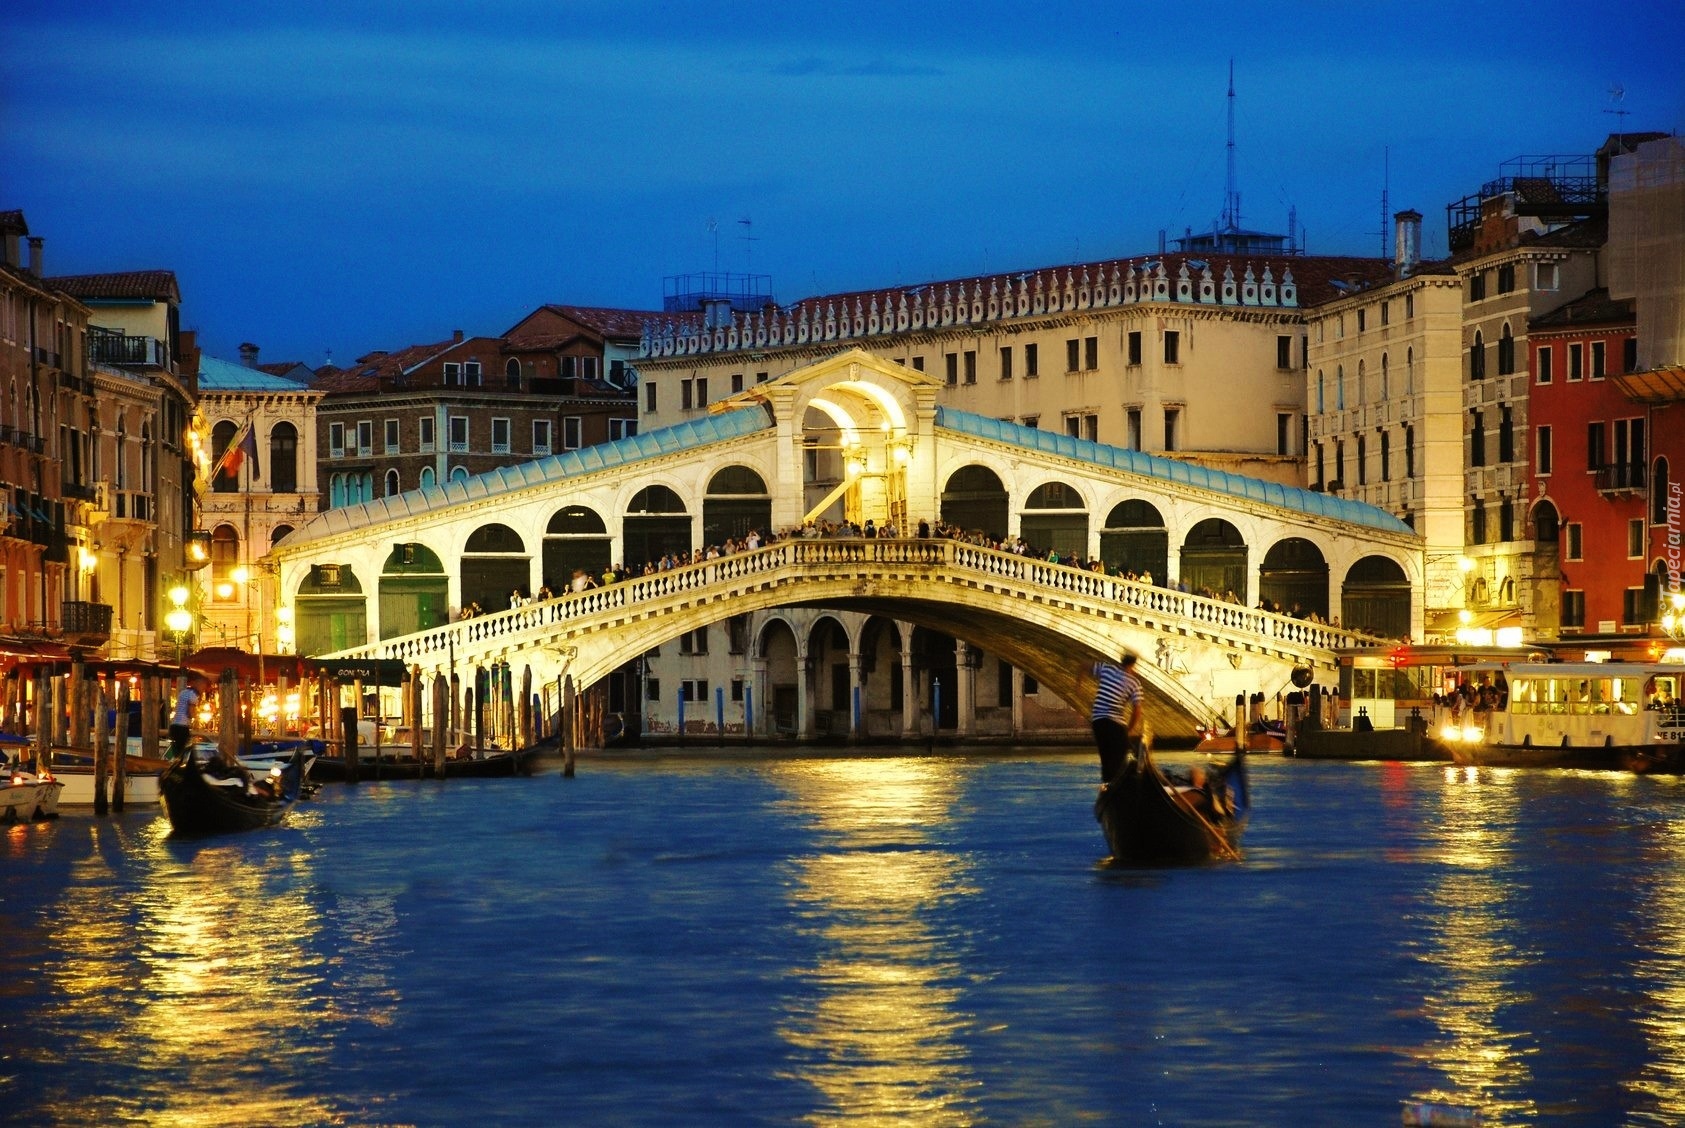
[900,636,918,738]
[955,641,975,736]
[847,650,864,739]
[751,657,769,738]
[795,655,813,739]
[1011,665,1025,738]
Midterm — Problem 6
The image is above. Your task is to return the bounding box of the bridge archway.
[462,523,530,610]
[1181,518,1247,600]
[1020,480,1088,559]
[379,543,448,639]
[544,506,611,590]
[296,563,367,654]
[756,617,801,735]
[941,465,1008,538]
[1259,537,1329,618]
[624,485,691,566]
[1342,556,1411,638]
[703,466,772,545]
[1100,499,1168,578]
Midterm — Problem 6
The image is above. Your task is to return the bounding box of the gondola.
[158,743,307,835]
[442,745,543,778]
[1093,742,1248,865]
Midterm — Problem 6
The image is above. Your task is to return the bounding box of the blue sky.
[5,1,1682,368]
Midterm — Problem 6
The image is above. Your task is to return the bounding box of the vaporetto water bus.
[1440,662,1685,772]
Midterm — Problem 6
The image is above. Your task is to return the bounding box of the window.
[505,357,522,388]
[1498,325,1515,375]
[945,353,958,385]
[646,383,658,412]
[1562,589,1585,628]
[385,468,399,497]
[681,379,694,410]
[911,356,924,372]
[646,679,660,702]
[1568,343,1583,381]
[1024,343,1038,377]
[1357,308,1367,332]
[1083,414,1098,442]
[1497,264,1516,293]
[1624,338,1638,374]
[1276,335,1292,369]
[384,419,400,453]
[1163,407,1180,451]
[1315,442,1326,488]
[1630,519,1646,559]
[1470,331,1486,380]
[1615,417,1645,470]
[533,419,552,456]
[582,357,598,380]
[696,378,707,404]
[1316,370,1325,413]
[1380,355,1390,400]
[1277,413,1291,456]
[1591,341,1606,379]
[1537,425,1553,475]
[1469,271,1486,301]
[681,680,709,703]
[491,417,510,454]
[1127,332,1142,366]
[1356,434,1368,485]
[1587,422,1606,470]
[329,421,344,458]
[1537,346,1553,384]
[419,416,435,452]
[1380,430,1391,480]
[1471,500,1487,544]
[1536,263,1559,292]
[356,420,373,456]
[1405,425,1416,478]
[1499,405,1513,462]
[419,465,435,489]
[1066,339,1080,372]
[1021,415,1039,429]
[1470,409,1485,466]
[1164,331,1180,364]
[563,416,582,450]
[442,361,460,385]
[610,418,637,440]
[270,422,297,492]
[730,372,743,394]
[1624,587,1650,625]
[1405,293,1415,319]
[963,350,976,384]
[999,346,1013,381]
[1084,336,1098,370]
[756,371,768,384]
[1065,416,1081,438]
[1656,458,1672,524]
[678,627,709,655]
[464,360,482,386]
[448,415,468,452]
[1565,523,1583,561]
[1380,301,1390,326]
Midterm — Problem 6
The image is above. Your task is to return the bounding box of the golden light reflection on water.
[769,758,980,1126]
[1410,767,1538,1123]
[1623,781,1685,1119]
[36,818,347,1127]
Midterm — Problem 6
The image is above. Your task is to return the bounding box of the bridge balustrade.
[332,537,1363,667]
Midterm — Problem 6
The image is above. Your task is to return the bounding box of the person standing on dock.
[1091,648,1143,783]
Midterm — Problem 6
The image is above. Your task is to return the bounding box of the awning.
[185,646,316,683]
[1426,608,1523,634]
[309,657,411,683]
[0,639,74,664]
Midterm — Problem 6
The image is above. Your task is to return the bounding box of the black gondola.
[159,744,306,835]
[1093,743,1248,865]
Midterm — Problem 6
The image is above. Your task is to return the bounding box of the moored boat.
[158,745,307,834]
[49,763,164,806]
[2,765,62,821]
[1440,662,1685,772]
[1094,743,1248,865]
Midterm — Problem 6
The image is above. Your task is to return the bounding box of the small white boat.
[49,764,163,807]
[2,767,64,820]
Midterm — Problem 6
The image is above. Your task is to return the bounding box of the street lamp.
[166,584,194,664]
[1662,590,1685,643]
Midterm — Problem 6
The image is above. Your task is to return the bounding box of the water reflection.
[770,758,980,1124]
[1625,782,1685,1120]
[34,819,341,1126]
[1409,767,1537,1122]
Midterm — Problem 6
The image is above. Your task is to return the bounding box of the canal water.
[4,748,1685,1127]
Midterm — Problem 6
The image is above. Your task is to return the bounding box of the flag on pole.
[214,419,261,481]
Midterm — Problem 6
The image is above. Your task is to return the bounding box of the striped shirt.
[1091,661,1141,725]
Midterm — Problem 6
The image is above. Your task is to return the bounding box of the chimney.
[1394,209,1422,277]
[26,236,43,277]
[453,328,464,343]
[239,342,260,368]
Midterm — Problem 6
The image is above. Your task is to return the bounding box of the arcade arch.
[1342,556,1410,638]
[462,523,530,611]
[1020,481,1088,559]
[1259,537,1329,617]
[624,485,691,566]
[296,563,367,654]
[941,465,1008,538]
[1100,499,1168,578]
[703,466,771,546]
[379,543,449,639]
[1181,518,1247,599]
[544,506,612,590]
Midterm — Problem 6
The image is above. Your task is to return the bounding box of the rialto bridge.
[267,350,1422,745]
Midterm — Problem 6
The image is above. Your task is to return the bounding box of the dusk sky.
[6,1,1683,369]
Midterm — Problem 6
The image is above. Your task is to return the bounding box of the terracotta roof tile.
[540,305,667,339]
[49,270,181,303]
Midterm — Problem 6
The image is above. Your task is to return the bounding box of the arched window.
[1470,330,1486,380]
[1655,458,1671,525]
[1356,360,1367,406]
[269,421,298,492]
[271,524,295,550]
[1380,354,1390,400]
[1406,347,1415,395]
[211,419,238,493]
[140,420,154,492]
[211,525,241,601]
[1336,365,1345,410]
[329,472,346,508]
[385,468,400,497]
[1498,324,1516,375]
[115,415,128,488]
[505,358,522,390]
[1316,370,1325,413]
[419,465,436,490]
[450,465,469,484]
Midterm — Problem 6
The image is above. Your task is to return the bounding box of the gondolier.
[168,676,208,759]
[1091,648,1143,782]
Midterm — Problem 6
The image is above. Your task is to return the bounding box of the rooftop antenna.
[706,217,719,273]
[1605,83,1630,132]
[738,216,757,274]
[1380,146,1390,260]
[1222,59,1239,233]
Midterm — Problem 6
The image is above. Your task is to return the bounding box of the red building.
[1527,289,1654,642]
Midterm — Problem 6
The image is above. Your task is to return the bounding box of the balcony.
[89,485,153,526]
[1594,464,1646,495]
[88,332,168,368]
[61,600,113,645]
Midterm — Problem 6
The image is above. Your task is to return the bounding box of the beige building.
[1305,212,1468,633]
[195,354,322,655]
[636,252,1394,497]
